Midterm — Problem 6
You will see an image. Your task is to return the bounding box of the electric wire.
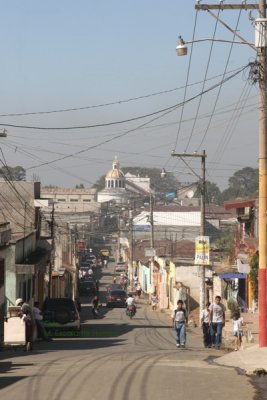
[0,66,246,118]
[184,7,221,153]
[196,7,243,150]
[21,65,249,171]
[173,7,199,152]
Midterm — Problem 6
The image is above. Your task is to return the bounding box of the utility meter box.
[255,18,267,48]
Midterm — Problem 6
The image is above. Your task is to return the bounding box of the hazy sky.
[0,1,259,190]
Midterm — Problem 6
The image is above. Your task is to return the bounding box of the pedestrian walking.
[171,300,187,348]
[92,295,99,318]
[15,298,35,350]
[232,311,244,351]
[33,301,52,341]
[151,293,158,311]
[135,282,142,299]
[209,296,226,350]
[200,302,212,348]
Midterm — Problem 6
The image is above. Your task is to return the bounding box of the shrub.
[227,298,239,317]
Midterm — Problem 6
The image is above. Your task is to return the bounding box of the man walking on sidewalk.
[209,296,226,349]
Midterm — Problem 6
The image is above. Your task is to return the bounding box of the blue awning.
[218,273,247,279]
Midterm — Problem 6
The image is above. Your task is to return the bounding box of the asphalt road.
[0,262,262,400]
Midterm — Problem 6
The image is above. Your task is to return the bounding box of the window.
[70,199,78,202]
[58,199,66,202]
[111,181,114,188]
[83,199,91,202]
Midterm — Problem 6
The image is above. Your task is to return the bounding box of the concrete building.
[41,187,98,213]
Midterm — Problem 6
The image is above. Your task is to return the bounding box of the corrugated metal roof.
[133,211,201,227]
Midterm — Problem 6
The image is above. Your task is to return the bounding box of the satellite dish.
[186,190,194,198]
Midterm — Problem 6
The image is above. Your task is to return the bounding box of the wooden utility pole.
[196,0,267,346]
[48,202,55,299]
[172,151,206,312]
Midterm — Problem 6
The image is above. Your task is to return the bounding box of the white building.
[97,157,151,204]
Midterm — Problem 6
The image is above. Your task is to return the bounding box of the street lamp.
[176,35,254,56]
[177,1,267,346]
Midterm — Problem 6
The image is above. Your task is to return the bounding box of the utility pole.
[129,209,134,290]
[149,191,155,293]
[172,151,206,312]
[48,202,55,299]
[195,0,267,346]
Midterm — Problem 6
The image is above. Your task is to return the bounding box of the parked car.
[42,298,81,331]
[106,289,127,308]
[115,262,127,273]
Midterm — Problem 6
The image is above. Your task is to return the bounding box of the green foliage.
[212,232,235,257]
[195,180,222,204]
[75,184,85,188]
[250,251,259,301]
[92,175,105,191]
[227,298,239,316]
[0,165,26,181]
[221,167,258,202]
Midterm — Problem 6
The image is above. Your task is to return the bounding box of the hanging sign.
[195,236,210,266]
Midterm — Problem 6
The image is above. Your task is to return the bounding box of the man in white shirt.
[209,296,226,349]
[125,294,135,307]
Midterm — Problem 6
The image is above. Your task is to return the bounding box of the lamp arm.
[183,38,254,46]
[207,9,255,51]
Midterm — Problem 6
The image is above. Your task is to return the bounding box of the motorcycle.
[126,305,136,319]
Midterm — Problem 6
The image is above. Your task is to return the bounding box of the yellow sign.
[195,236,210,266]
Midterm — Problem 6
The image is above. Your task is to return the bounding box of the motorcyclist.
[125,294,136,315]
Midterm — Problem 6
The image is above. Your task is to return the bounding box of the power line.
[0,65,248,132]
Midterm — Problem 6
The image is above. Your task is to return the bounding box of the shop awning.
[218,273,247,279]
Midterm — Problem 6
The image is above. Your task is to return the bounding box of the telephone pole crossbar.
[195,4,260,10]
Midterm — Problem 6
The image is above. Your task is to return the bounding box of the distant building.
[41,187,99,213]
[97,157,151,204]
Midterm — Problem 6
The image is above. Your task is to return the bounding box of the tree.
[250,250,259,301]
[221,167,258,202]
[0,165,26,181]
[75,184,85,189]
[93,175,105,191]
[195,180,222,204]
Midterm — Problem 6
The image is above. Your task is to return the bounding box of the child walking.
[200,302,212,348]
[232,311,244,351]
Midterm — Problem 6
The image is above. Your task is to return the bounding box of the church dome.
[105,157,125,179]
[106,168,124,179]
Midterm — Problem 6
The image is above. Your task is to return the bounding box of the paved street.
[0,264,259,400]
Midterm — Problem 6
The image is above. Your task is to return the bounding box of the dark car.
[78,279,97,296]
[106,283,123,292]
[42,297,81,331]
[106,289,127,308]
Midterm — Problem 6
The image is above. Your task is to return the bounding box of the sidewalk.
[216,311,267,375]
[163,304,267,375]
